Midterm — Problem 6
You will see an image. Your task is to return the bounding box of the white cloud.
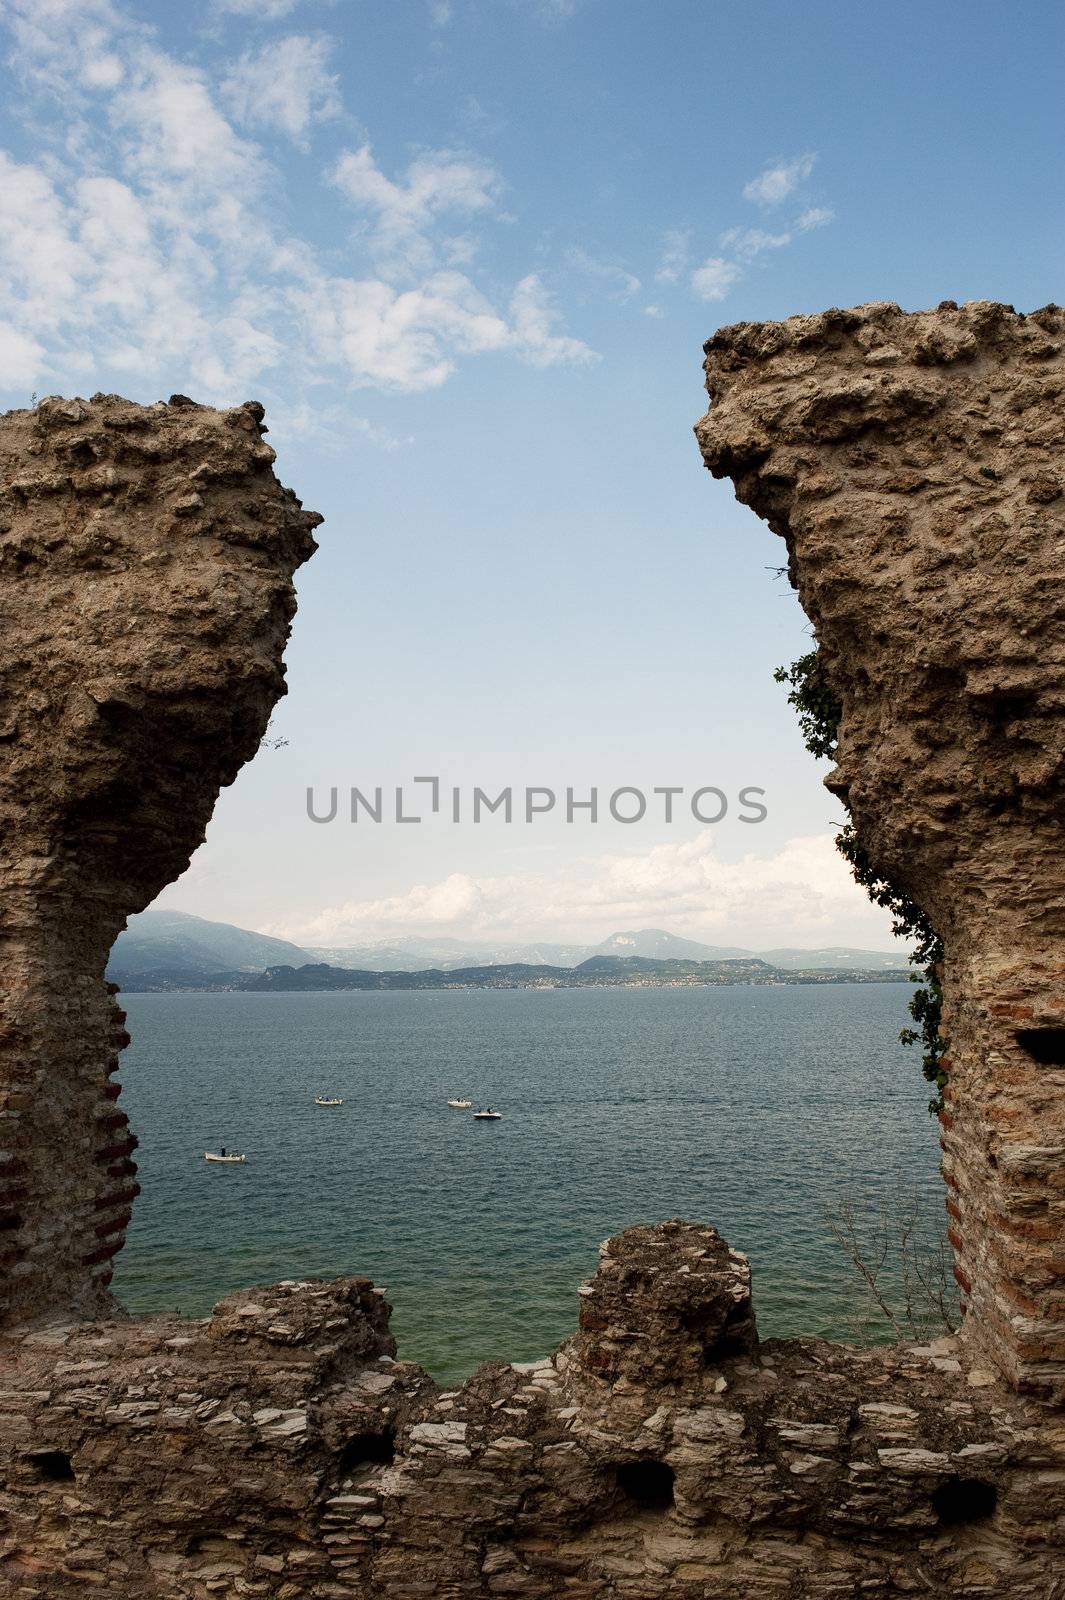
[292,267,509,391]
[0,153,87,331]
[643,304,664,319]
[0,320,46,387]
[690,256,742,302]
[429,0,453,23]
[286,266,592,390]
[742,153,816,206]
[510,274,598,368]
[222,34,341,145]
[796,206,834,232]
[82,50,123,88]
[114,48,265,206]
[273,831,898,949]
[0,0,125,83]
[0,0,595,410]
[654,227,689,284]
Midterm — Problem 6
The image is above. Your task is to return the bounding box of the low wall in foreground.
[3,1223,1063,1598]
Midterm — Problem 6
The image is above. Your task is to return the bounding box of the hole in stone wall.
[931,1477,997,1526]
[704,1301,752,1360]
[1015,1028,1065,1065]
[983,690,1037,726]
[338,1429,395,1474]
[614,1459,675,1510]
[26,1449,75,1481]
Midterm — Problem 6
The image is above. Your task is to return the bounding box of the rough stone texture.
[2,1226,1063,1598]
[695,301,1065,1401]
[3,354,1064,1595]
[0,395,320,1327]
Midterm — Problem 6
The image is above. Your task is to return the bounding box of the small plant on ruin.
[774,650,947,1114]
[773,651,841,760]
[827,1196,959,1338]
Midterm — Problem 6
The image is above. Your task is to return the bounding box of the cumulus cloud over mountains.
[272,831,893,948]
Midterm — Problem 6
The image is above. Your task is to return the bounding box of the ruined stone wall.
[1,352,1062,1597]
[0,396,319,1326]
[2,1226,1062,1598]
[695,300,1065,1400]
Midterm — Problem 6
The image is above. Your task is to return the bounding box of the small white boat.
[473,1109,503,1121]
[315,1096,344,1106]
[447,1097,473,1109]
[205,1151,246,1163]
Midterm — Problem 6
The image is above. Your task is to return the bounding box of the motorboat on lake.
[447,1097,473,1108]
[315,1096,344,1106]
[205,1150,246,1163]
[473,1108,503,1120]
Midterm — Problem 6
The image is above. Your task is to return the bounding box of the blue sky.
[1,0,1061,948]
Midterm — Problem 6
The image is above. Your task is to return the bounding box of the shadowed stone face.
[575,1221,757,1387]
[696,300,1065,1397]
[0,394,319,1325]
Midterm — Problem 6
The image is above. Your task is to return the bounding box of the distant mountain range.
[300,934,594,971]
[108,909,309,986]
[241,954,909,994]
[107,911,911,992]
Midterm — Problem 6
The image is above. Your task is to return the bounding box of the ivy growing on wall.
[773,652,946,1114]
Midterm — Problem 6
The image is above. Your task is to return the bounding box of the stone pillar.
[0,395,319,1325]
[696,300,1065,1398]
[574,1220,757,1386]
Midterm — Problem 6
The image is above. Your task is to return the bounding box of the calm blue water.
[112,984,946,1382]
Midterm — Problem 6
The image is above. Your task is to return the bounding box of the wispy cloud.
[568,247,641,304]
[742,152,816,206]
[796,206,834,232]
[0,0,594,419]
[654,227,689,285]
[268,831,894,948]
[432,0,580,23]
[222,34,342,146]
[518,0,580,20]
[216,0,300,18]
[719,207,833,262]
[720,225,792,259]
[657,157,831,309]
[331,143,502,275]
[690,256,742,302]
[510,274,599,368]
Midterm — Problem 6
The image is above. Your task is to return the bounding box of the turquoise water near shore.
[113,984,945,1383]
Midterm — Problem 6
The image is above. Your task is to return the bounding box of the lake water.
[112,984,948,1383]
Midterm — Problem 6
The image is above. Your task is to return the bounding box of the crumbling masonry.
[0,314,1062,1598]
[697,299,1065,1402]
[0,395,319,1325]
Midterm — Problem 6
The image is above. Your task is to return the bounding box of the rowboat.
[315,1096,344,1106]
[205,1151,246,1163]
[447,1097,473,1108]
